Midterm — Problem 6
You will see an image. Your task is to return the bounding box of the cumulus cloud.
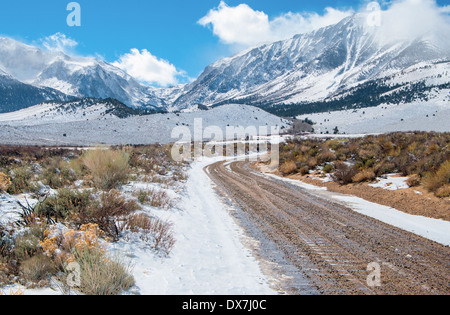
[198,1,354,49]
[199,0,450,50]
[112,48,185,87]
[374,0,450,47]
[40,33,78,53]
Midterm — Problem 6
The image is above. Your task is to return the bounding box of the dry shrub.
[279,160,297,175]
[40,223,134,295]
[352,169,376,183]
[82,148,130,190]
[124,214,175,255]
[323,164,335,174]
[317,149,336,164]
[36,189,96,221]
[6,167,36,194]
[40,159,78,189]
[406,174,421,187]
[19,254,56,285]
[137,189,173,210]
[331,161,358,185]
[0,172,11,192]
[435,185,450,198]
[298,166,310,175]
[424,160,450,196]
[72,247,135,295]
[77,190,140,240]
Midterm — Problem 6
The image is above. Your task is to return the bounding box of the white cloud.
[112,48,184,87]
[199,0,450,50]
[374,0,450,47]
[40,33,78,53]
[198,1,354,49]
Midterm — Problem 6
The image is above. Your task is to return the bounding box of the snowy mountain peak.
[170,12,450,110]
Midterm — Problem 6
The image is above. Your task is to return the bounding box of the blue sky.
[1,0,449,86]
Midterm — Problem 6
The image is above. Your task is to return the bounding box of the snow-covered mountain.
[0,37,166,112]
[170,13,450,112]
[0,70,70,113]
[0,12,449,116]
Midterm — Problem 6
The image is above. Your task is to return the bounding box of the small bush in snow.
[82,148,130,190]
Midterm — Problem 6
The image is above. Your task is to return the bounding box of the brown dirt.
[253,162,450,222]
[290,173,450,222]
[208,160,450,295]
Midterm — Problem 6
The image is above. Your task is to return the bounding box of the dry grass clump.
[406,174,421,187]
[352,169,376,183]
[82,148,130,190]
[279,160,297,175]
[331,162,358,185]
[40,158,78,189]
[71,247,134,295]
[424,160,450,196]
[435,185,450,198]
[5,167,36,195]
[0,172,11,192]
[123,214,175,255]
[136,189,173,210]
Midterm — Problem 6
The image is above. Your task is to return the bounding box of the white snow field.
[297,96,450,135]
[111,156,277,295]
[0,104,290,146]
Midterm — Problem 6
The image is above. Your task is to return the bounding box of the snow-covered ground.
[297,96,450,134]
[0,104,290,146]
[111,156,276,295]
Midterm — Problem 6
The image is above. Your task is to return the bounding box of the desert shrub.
[36,189,96,221]
[317,149,336,164]
[352,169,376,183]
[71,246,134,295]
[279,160,297,175]
[76,190,140,240]
[14,233,41,261]
[137,189,172,210]
[323,164,335,174]
[40,159,78,189]
[331,161,358,185]
[82,148,130,190]
[436,185,450,198]
[298,166,310,175]
[6,167,36,194]
[0,225,13,259]
[19,254,56,285]
[0,172,11,192]
[39,223,134,295]
[172,170,187,182]
[123,214,175,255]
[374,160,396,176]
[424,160,450,196]
[406,174,421,187]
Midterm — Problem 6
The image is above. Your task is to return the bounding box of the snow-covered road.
[113,157,276,295]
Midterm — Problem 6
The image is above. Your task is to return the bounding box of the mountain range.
[0,12,449,116]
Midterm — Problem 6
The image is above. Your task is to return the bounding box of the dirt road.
[206,160,450,295]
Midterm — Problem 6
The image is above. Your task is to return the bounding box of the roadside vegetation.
[0,144,188,294]
[276,131,450,198]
